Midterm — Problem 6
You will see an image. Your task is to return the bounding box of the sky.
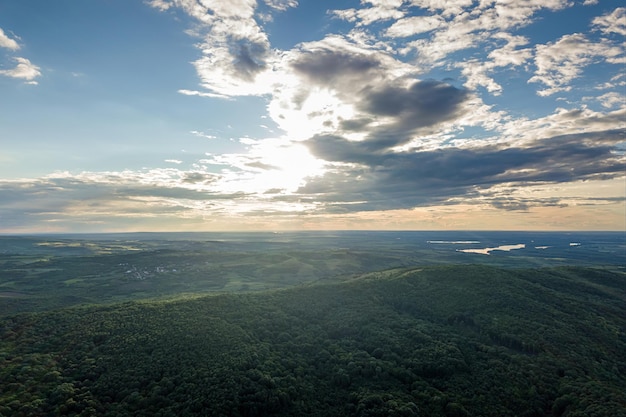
[0,0,624,233]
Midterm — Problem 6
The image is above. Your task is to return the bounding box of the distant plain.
[1,231,624,315]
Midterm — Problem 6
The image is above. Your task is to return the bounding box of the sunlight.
[252,142,326,193]
[212,139,326,197]
[268,86,356,140]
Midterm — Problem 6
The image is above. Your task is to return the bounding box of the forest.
[1,263,625,416]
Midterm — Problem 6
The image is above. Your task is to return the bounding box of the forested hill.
[1,265,625,417]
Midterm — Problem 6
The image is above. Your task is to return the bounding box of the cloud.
[178,89,232,99]
[291,48,383,86]
[263,35,418,139]
[302,126,625,212]
[332,0,405,27]
[311,79,474,153]
[594,92,625,109]
[0,27,20,50]
[1,122,622,230]
[0,57,41,82]
[0,163,326,232]
[190,130,217,139]
[471,106,626,152]
[149,0,291,97]
[405,0,474,19]
[460,33,532,94]
[263,0,298,11]
[0,27,41,84]
[286,34,413,92]
[0,169,229,214]
[335,0,611,106]
[378,0,570,65]
[181,172,218,184]
[529,33,625,96]
[594,73,626,90]
[145,0,171,11]
[384,15,444,37]
[245,160,280,171]
[592,7,626,36]
[360,80,470,131]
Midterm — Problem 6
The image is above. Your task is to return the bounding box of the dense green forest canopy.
[1,264,625,416]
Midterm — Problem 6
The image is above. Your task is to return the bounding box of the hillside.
[1,265,625,416]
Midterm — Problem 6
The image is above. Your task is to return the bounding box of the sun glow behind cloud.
[204,138,326,196]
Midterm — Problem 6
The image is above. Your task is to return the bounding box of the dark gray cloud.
[339,117,375,131]
[356,80,472,151]
[291,50,382,85]
[361,80,470,129]
[489,197,567,212]
[305,134,376,164]
[182,172,219,184]
[306,82,472,159]
[291,44,474,153]
[231,40,268,81]
[246,161,280,170]
[302,128,626,212]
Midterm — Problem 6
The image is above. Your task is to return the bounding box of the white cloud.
[384,15,443,37]
[497,106,626,146]
[592,7,626,36]
[177,89,231,99]
[263,0,298,11]
[0,28,41,84]
[0,27,20,50]
[595,73,626,90]
[190,130,217,139]
[0,57,41,82]
[529,33,625,96]
[487,33,532,67]
[460,33,532,95]
[145,0,172,11]
[406,0,473,18]
[332,0,405,27]
[595,92,625,109]
[149,0,287,98]
[461,60,504,94]
[377,0,571,65]
[490,0,570,26]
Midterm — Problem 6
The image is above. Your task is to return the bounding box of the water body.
[457,244,526,255]
[427,240,481,244]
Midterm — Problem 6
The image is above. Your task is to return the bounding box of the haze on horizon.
[1,0,624,233]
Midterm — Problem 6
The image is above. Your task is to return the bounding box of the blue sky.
[0,0,624,232]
